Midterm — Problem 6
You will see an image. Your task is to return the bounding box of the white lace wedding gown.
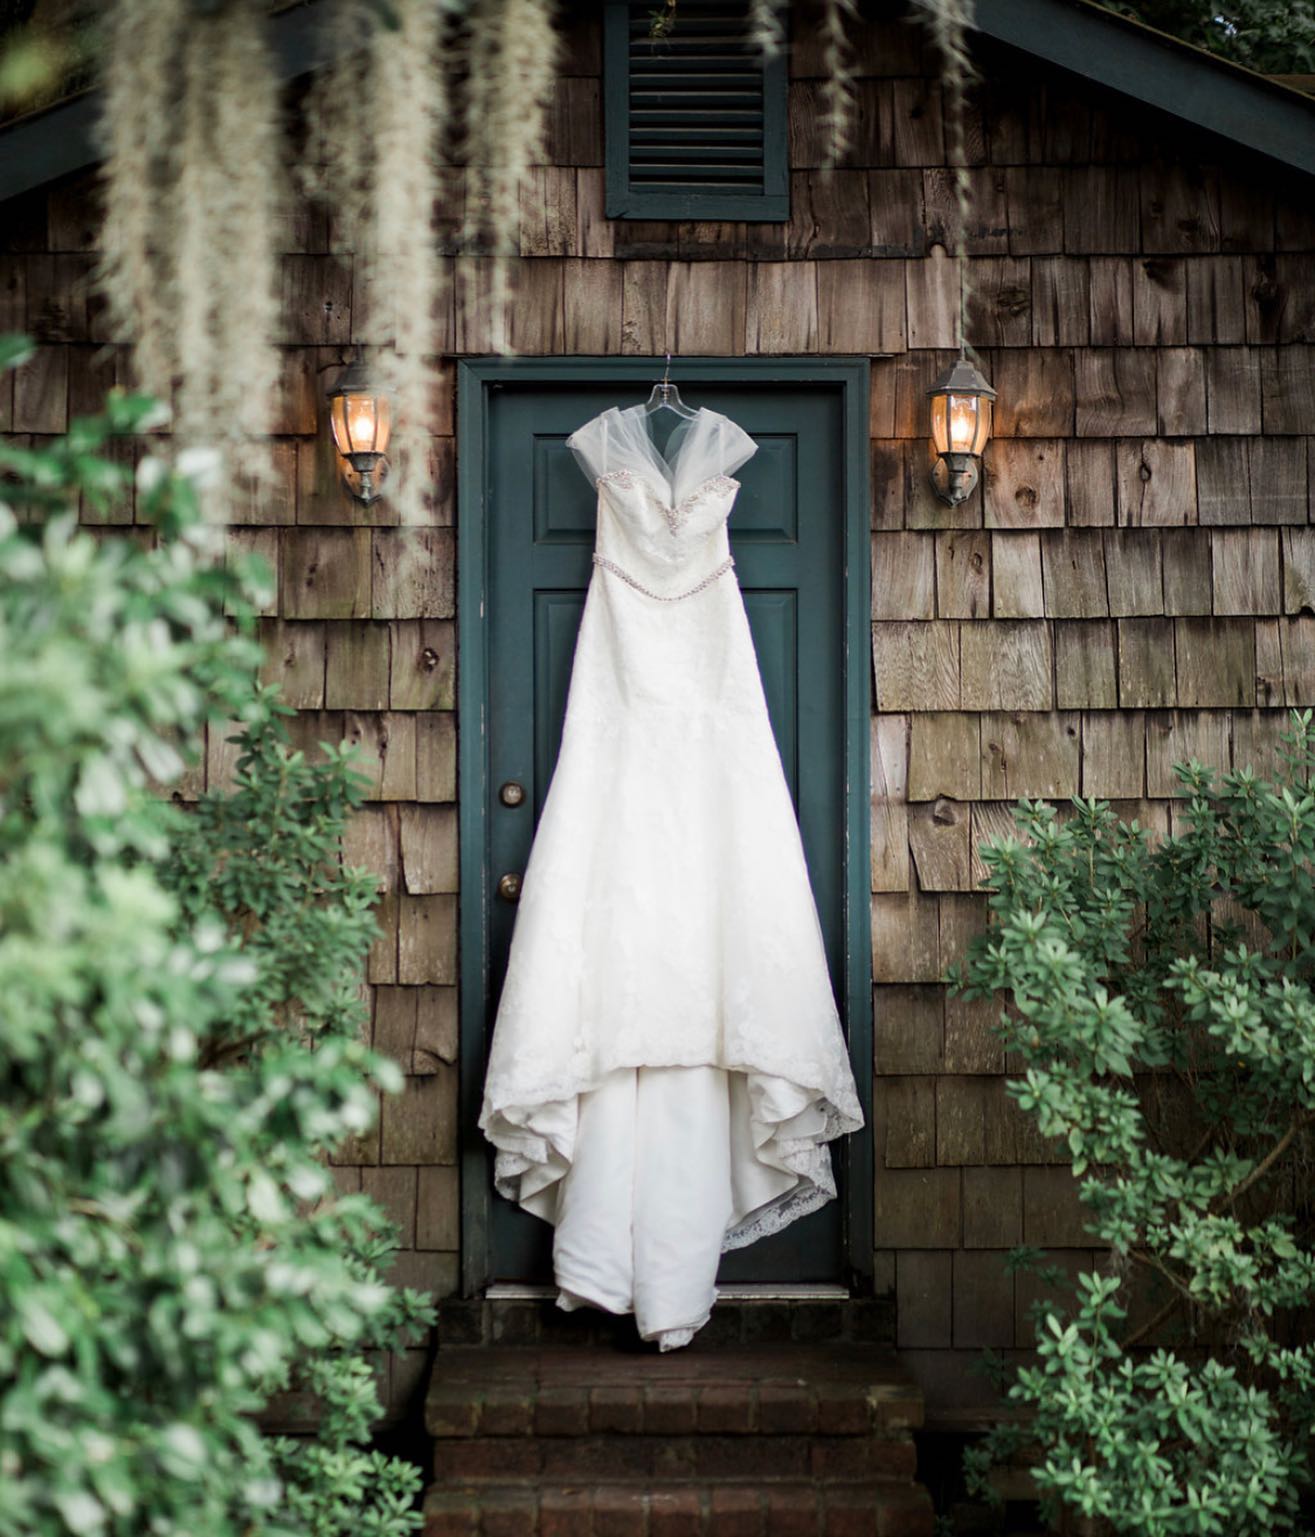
[478,402,864,1349]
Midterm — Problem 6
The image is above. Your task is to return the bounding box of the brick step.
[423,1478,935,1536]
[435,1430,918,1483]
[438,1296,895,1350]
[426,1346,924,1444]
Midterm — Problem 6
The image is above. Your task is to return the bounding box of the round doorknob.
[497,872,523,902]
[499,781,526,807]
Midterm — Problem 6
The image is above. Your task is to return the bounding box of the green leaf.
[18,1293,69,1357]
[0,332,35,370]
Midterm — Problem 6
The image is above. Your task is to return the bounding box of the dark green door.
[474,378,866,1287]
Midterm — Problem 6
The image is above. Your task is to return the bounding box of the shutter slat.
[632,64,765,78]
[632,95,762,110]
[631,129,765,144]
[632,147,762,165]
[624,0,768,199]
[632,177,764,188]
[632,179,764,192]
[628,21,754,34]
[631,54,757,64]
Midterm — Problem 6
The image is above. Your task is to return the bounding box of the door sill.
[484,1282,852,1302]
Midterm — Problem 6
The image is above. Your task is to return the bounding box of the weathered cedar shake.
[3,0,1312,1424]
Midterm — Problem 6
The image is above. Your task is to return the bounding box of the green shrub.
[955,710,1315,1536]
[0,337,433,1537]
[1099,0,1315,75]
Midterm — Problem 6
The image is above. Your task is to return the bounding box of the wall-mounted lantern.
[327,358,391,505]
[927,354,995,506]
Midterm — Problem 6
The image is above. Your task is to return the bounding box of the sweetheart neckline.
[594,468,740,517]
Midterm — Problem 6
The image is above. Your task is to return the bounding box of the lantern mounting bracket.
[930,452,980,507]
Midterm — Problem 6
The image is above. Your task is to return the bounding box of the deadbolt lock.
[497,872,523,902]
[499,781,526,807]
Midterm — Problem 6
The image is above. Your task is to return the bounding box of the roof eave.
[973,0,1315,178]
[0,0,337,206]
[0,0,1312,210]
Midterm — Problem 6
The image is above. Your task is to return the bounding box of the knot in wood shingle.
[1140,257,1175,288]
[1250,268,1280,311]
[996,286,1029,317]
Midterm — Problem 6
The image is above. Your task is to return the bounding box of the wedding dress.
[478,401,864,1349]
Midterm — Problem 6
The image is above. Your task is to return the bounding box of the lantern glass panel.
[330,390,391,458]
[929,393,946,455]
[947,393,976,454]
[931,391,991,457]
[968,394,991,455]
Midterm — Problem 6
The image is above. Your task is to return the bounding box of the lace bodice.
[566,405,758,600]
[597,467,740,535]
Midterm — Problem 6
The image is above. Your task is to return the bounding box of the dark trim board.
[972,0,1315,179]
[456,355,875,1297]
[2,0,1314,209]
[0,0,338,207]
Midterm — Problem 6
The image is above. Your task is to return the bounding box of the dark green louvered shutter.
[603,0,789,221]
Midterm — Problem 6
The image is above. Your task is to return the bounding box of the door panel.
[482,385,853,1285]
[534,592,586,815]
[744,592,798,798]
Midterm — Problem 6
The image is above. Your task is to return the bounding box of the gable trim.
[974,0,1315,178]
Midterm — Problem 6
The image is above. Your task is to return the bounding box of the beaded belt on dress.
[591,553,735,602]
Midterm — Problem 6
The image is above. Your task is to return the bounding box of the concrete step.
[423,1477,936,1536]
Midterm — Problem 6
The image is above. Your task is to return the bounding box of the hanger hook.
[661,350,672,399]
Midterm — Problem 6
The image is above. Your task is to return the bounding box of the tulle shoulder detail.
[566,405,757,502]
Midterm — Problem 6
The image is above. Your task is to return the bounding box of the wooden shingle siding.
[3,0,1312,1421]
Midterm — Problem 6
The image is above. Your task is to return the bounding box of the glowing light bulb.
[947,394,977,454]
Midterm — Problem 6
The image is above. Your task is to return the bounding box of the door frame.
[456,356,874,1296]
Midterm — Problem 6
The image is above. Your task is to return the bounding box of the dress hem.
[556,1282,709,1351]
[480,1058,863,1254]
